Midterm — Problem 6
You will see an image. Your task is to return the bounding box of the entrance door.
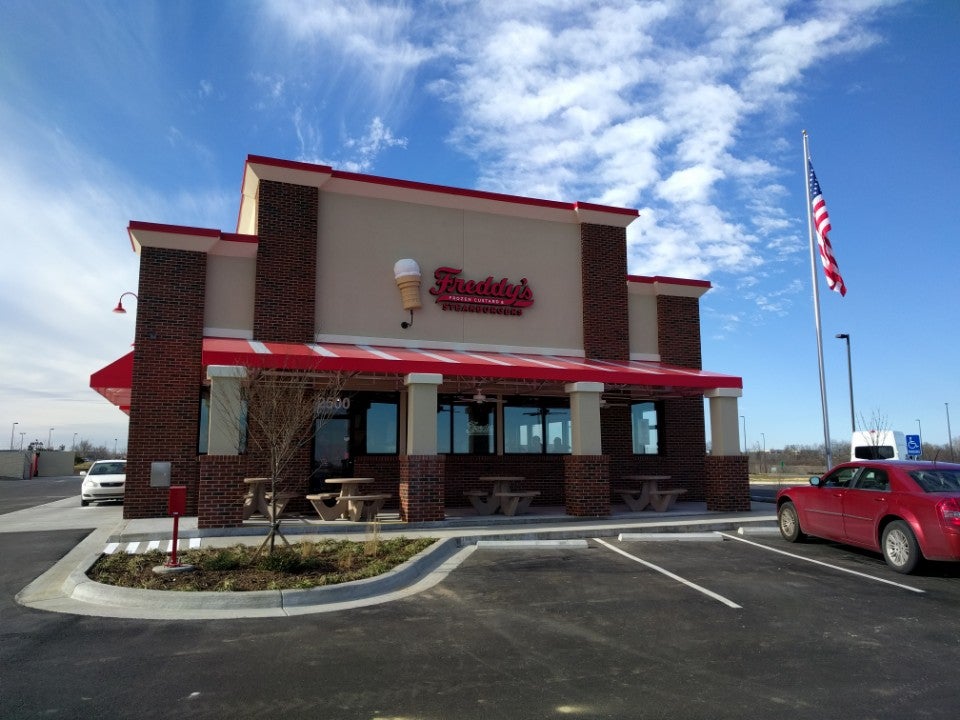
[311,415,352,493]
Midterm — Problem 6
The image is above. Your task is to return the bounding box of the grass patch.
[87,537,436,592]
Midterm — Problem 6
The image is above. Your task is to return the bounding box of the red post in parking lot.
[166,486,187,567]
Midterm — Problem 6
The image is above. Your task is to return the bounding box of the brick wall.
[254,180,318,343]
[124,247,206,519]
[398,456,445,522]
[563,455,610,516]
[704,454,750,511]
[198,455,250,528]
[657,295,702,368]
[580,223,629,361]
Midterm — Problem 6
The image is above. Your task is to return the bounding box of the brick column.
[125,246,206,519]
[580,223,629,361]
[198,455,250,528]
[399,455,445,522]
[704,455,750,511]
[254,180,318,343]
[656,295,702,367]
[563,455,610,517]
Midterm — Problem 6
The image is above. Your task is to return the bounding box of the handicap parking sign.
[906,434,922,456]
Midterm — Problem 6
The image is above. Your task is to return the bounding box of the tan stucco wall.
[315,192,584,352]
[205,255,256,337]
[627,285,659,359]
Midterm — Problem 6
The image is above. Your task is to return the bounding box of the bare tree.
[225,367,349,554]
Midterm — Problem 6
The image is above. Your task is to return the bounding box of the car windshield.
[909,469,960,492]
[90,462,125,476]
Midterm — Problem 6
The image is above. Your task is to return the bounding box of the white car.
[80,460,126,506]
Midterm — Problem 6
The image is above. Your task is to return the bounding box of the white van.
[850,430,908,461]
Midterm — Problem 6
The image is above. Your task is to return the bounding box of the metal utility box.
[150,461,172,487]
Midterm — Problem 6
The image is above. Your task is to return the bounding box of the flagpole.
[803,130,833,470]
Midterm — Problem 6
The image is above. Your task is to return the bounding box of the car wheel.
[81,498,89,507]
[882,520,921,574]
[778,501,804,542]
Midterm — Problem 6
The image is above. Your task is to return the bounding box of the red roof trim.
[574,201,640,218]
[627,274,712,288]
[128,220,221,237]
[246,154,334,174]
[243,153,637,218]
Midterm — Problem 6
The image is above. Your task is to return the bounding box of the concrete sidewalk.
[13,498,777,620]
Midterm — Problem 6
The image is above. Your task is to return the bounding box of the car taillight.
[937,498,960,529]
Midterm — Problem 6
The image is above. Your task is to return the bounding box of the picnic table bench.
[493,490,541,517]
[616,475,687,512]
[306,492,391,522]
[340,494,392,522]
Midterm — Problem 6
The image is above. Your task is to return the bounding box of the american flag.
[808,161,847,296]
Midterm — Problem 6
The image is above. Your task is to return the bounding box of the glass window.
[438,399,495,454]
[504,401,570,454]
[631,401,660,454]
[365,401,398,454]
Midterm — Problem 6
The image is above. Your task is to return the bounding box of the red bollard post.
[166,486,187,567]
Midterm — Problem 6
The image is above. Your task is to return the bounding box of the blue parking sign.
[906,434,922,456]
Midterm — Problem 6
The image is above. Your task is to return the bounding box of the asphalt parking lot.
[5,479,960,719]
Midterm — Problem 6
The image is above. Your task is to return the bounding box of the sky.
[1,0,958,455]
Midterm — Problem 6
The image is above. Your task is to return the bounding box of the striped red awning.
[91,338,741,411]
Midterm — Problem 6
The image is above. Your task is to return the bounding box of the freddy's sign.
[429,266,534,316]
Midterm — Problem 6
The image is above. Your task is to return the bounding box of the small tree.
[232,367,348,555]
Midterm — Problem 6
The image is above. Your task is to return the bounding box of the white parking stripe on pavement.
[594,537,742,609]
[125,541,139,553]
[718,532,926,594]
[103,542,119,554]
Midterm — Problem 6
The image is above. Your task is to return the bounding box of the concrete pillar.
[206,365,247,455]
[704,388,742,456]
[404,373,443,456]
[565,381,604,455]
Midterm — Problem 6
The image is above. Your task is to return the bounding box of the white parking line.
[593,537,742,609]
[718,533,926,594]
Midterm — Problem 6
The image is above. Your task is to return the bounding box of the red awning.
[204,338,742,388]
[90,339,742,411]
[90,350,133,414]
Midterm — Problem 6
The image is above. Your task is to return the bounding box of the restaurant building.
[91,154,748,527]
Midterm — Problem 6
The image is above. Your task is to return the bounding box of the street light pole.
[740,415,747,455]
[72,432,78,451]
[835,333,855,433]
[760,432,766,473]
[19,432,25,450]
[10,422,17,450]
[947,403,955,461]
[48,427,54,447]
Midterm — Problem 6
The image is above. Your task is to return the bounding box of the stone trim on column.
[206,365,247,455]
[704,387,743,457]
[565,381,604,456]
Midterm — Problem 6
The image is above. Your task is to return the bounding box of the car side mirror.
[809,476,821,487]
[80,471,87,477]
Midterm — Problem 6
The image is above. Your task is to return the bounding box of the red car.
[776,460,960,573]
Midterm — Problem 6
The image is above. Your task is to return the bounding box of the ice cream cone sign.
[394,258,422,311]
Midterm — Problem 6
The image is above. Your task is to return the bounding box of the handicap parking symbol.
[906,434,922,456]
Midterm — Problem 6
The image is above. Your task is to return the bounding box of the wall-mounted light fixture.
[113,292,139,314]
[394,259,422,329]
